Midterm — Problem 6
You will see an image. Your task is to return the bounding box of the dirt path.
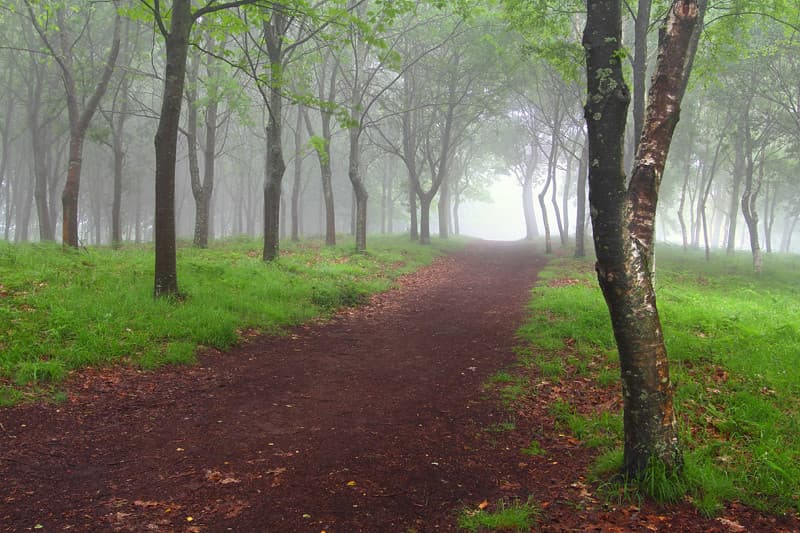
[1,241,544,531]
[2,241,797,532]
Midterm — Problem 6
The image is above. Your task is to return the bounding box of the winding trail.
[1,241,546,531]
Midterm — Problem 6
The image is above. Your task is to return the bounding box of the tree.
[138,0,263,296]
[583,0,705,477]
[24,0,122,247]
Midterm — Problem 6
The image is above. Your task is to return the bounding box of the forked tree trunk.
[584,0,703,477]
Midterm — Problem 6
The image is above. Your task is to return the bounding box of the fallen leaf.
[478,500,489,510]
[133,500,160,508]
[346,480,357,487]
[716,517,746,532]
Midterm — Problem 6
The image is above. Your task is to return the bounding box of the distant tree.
[24,0,122,247]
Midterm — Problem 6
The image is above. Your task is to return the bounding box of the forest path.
[1,240,547,531]
[1,240,786,532]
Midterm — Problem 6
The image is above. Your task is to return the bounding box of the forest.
[1,0,800,531]
[0,0,796,267]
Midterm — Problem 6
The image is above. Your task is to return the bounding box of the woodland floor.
[2,241,799,532]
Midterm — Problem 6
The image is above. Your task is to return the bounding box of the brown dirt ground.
[1,241,798,532]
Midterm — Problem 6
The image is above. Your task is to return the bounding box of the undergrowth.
[0,235,462,403]
[515,245,800,517]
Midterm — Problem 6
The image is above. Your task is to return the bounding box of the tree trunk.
[419,193,433,245]
[438,172,450,239]
[263,100,286,261]
[562,154,572,241]
[191,49,219,249]
[32,130,53,242]
[408,177,418,239]
[110,73,129,249]
[726,128,745,254]
[347,126,368,252]
[522,171,537,240]
[303,93,336,246]
[575,139,588,257]
[452,187,460,236]
[262,7,288,262]
[740,122,762,273]
[538,179,552,254]
[153,0,192,296]
[677,168,690,250]
[291,106,304,242]
[584,0,703,478]
[763,181,777,254]
[783,214,798,252]
[17,169,34,242]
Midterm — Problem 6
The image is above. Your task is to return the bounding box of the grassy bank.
[515,246,800,516]
[0,235,462,405]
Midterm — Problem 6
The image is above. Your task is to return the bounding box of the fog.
[0,0,798,265]
[457,178,526,241]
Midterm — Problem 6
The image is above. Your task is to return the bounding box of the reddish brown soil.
[1,241,798,532]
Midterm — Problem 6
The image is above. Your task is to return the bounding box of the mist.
[0,0,798,265]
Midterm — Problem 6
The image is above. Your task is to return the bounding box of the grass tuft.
[457,497,539,532]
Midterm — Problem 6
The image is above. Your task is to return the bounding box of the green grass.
[457,497,539,532]
[516,246,800,516]
[520,439,545,456]
[0,235,463,401]
[485,370,530,406]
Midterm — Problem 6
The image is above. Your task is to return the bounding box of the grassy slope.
[517,245,800,516]
[0,235,463,404]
